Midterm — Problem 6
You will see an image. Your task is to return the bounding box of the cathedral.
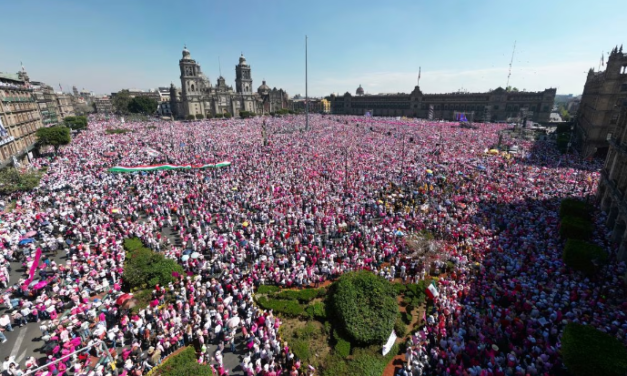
[169,46,288,119]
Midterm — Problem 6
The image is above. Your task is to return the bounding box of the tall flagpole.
[305,35,309,131]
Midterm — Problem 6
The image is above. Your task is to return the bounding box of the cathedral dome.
[257,80,271,94]
[356,84,364,96]
[239,54,248,66]
[182,45,191,60]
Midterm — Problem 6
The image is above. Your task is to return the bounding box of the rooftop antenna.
[506,40,516,89]
[218,57,222,77]
[417,67,421,86]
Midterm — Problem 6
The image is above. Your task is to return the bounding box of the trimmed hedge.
[149,346,213,376]
[563,239,608,275]
[276,288,326,303]
[394,315,407,337]
[123,238,184,289]
[562,323,627,376]
[305,302,327,320]
[329,271,398,345]
[560,216,593,240]
[255,297,304,317]
[560,198,591,219]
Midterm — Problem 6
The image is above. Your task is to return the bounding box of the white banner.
[382,330,397,356]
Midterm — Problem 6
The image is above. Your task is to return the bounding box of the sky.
[1,0,625,97]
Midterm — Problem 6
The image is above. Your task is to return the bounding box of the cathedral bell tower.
[235,54,253,94]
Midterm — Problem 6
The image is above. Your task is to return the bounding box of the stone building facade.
[330,85,556,123]
[94,97,113,114]
[0,73,43,166]
[575,46,627,157]
[598,105,627,261]
[56,93,75,119]
[170,47,287,119]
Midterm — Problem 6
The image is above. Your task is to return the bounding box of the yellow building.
[320,98,331,113]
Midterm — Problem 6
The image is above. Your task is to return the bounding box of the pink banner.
[22,247,42,290]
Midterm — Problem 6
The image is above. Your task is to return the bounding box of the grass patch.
[122,237,184,290]
[105,128,132,134]
[3,200,17,213]
[280,319,330,371]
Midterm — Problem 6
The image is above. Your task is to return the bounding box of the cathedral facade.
[169,46,288,119]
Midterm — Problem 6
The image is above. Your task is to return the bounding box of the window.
[621,84,627,92]
[611,113,619,124]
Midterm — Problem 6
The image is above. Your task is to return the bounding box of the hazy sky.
[1,0,624,97]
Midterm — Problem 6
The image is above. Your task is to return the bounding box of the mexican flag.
[108,161,231,173]
[425,281,439,300]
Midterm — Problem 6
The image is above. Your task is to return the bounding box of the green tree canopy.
[128,96,158,115]
[63,115,88,130]
[562,323,627,376]
[112,89,131,115]
[0,168,44,194]
[36,125,71,152]
[329,271,398,345]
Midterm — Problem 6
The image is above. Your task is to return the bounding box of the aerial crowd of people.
[0,113,623,376]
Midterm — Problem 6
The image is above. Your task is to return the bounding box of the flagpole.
[305,35,309,131]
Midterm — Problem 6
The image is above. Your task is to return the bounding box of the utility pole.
[305,35,309,132]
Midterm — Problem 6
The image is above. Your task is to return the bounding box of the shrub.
[563,239,608,275]
[223,113,232,119]
[214,114,224,119]
[123,238,184,289]
[123,238,144,252]
[195,114,204,120]
[559,216,593,240]
[276,288,325,303]
[149,346,213,376]
[329,271,398,345]
[186,115,196,120]
[256,285,280,295]
[255,297,304,317]
[394,316,407,337]
[348,344,399,376]
[333,330,351,357]
[561,323,627,376]
[392,283,407,295]
[560,198,591,219]
[105,128,132,134]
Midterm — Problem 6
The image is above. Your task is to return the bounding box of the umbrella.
[182,249,192,255]
[477,165,486,171]
[191,252,201,259]
[426,169,433,174]
[181,255,190,262]
[18,238,34,245]
[242,222,249,227]
[25,231,37,237]
[395,230,405,237]
[115,293,133,306]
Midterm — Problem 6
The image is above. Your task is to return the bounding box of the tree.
[329,271,398,345]
[562,323,627,376]
[505,86,519,92]
[195,114,204,120]
[112,89,131,115]
[36,125,71,153]
[63,116,88,130]
[223,112,232,119]
[129,96,158,115]
[0,168,44,194]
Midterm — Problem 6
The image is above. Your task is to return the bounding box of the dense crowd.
[0,114,621,376]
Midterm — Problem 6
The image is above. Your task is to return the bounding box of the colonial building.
[31,81,61,126]
[94,96,113,114]
[0,72,43,166]
[575,45,627,157]
[56,93,75,119]
[330,85,556,123]
[598,105,627,261]
[170,46,287,119]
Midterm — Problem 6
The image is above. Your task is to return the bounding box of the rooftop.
[0,72,23,83]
